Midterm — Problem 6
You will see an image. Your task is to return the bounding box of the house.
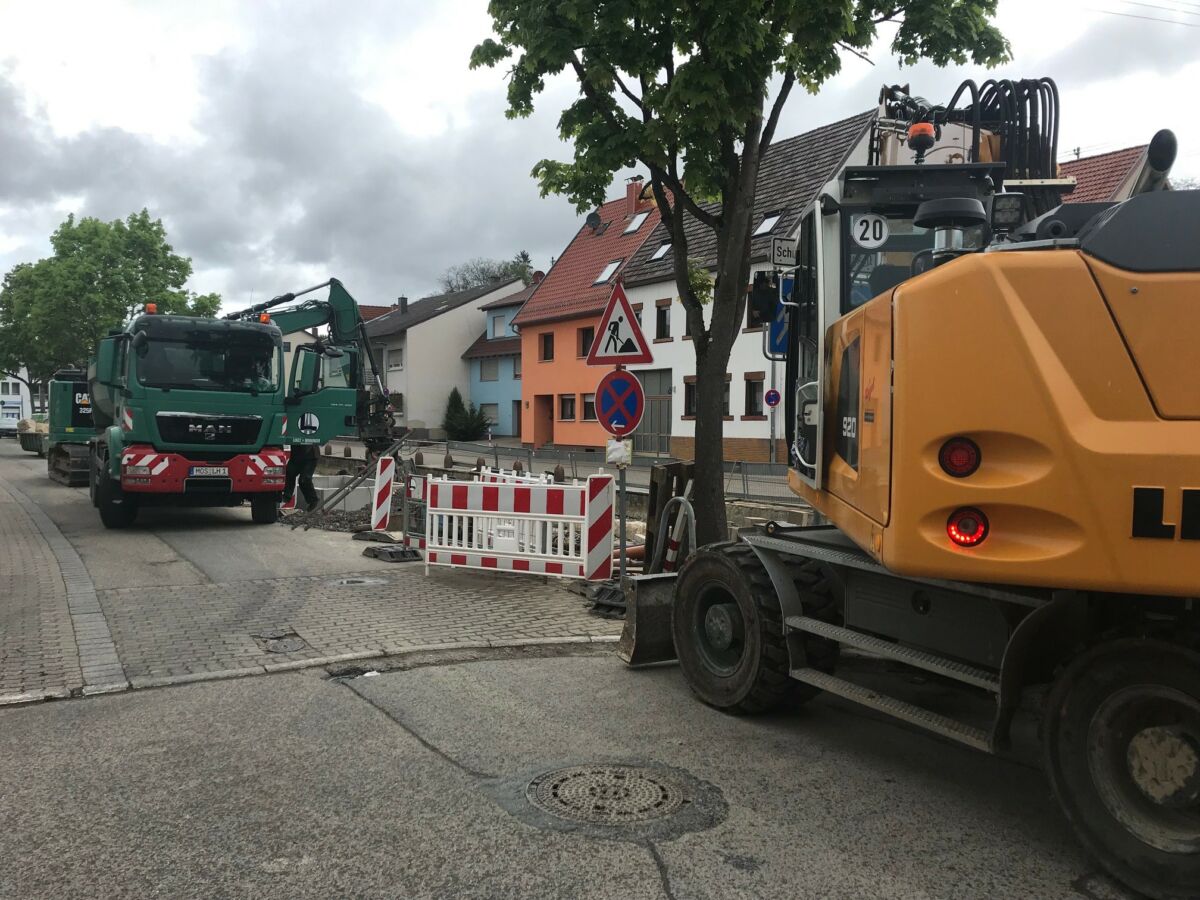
[0,368,32,433]
[1059,145,1152,203]
[364,278,526,438]
[620,111,877,462]
[462,277,540,438]
[512,180,662,449]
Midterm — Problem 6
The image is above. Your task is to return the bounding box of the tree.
[439,250,534,292]
[0,209,220,399]
[473,1,1009,543]
[441,386,493,440]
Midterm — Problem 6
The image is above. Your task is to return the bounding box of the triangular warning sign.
[586,283,654,366]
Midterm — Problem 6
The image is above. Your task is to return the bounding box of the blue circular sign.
[596,370,645,437]
[764,388,781,408]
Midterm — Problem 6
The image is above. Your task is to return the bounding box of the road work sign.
[587,283,653,366]
[596,369,645,438]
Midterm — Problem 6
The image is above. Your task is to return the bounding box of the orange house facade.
[515,180,660,448]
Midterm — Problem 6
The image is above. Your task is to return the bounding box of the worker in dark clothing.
[284,443,320,511]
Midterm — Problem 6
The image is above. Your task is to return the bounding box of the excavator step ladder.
[785,616,998,753]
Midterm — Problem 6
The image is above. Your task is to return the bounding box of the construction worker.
[284,443,320,511]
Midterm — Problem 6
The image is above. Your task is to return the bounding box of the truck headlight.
[125,465,151,476]
[263,466,285,476]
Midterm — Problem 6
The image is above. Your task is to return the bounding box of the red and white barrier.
[425,473,614,581]
[372,456,396,532]
[476,468,552,485]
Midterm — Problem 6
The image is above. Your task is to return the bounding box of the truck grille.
[156,413,262,445]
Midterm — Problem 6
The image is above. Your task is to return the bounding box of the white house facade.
[364,278,526,438]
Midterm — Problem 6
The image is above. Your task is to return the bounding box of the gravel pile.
[278,494,409,533]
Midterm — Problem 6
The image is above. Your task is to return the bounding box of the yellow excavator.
[623,78,1199,898]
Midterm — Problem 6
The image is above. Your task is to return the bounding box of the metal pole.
[619,464,628,580]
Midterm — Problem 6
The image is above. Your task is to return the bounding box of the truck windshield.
[136,333,280,393]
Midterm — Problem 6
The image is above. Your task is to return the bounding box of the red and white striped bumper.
[119,445,289,493]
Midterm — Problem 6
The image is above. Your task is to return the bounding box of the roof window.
[594,260,622,284]
[753,213,782,236]
[651,242,671,260]
[624,211,650,234]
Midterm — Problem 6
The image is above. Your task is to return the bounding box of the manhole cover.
[333,577,388,587]
[265,636,307,654]
[525,765,685,824]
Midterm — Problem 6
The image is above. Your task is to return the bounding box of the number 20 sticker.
[852,213,889,250]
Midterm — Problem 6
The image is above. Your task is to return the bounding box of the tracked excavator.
[87,278,394,527]
[622,77,1199,898]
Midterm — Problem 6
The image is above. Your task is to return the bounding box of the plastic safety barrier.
[424,474,614,581]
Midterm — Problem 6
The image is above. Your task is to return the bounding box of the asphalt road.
[0,645,1133,900]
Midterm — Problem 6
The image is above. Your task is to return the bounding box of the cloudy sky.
[0,0,1195,311]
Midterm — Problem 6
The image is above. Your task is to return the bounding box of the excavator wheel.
[1043,639,1200,900]
[672,541,838,715]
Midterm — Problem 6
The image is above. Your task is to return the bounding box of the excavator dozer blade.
[617,573,679,667]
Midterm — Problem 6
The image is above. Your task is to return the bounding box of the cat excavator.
[623,77,1199,898]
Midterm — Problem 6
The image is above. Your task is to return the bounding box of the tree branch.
[838,42,875,66]
[761,69,796,153]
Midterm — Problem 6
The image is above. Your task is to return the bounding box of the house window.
[683,382,696,417]
[655,304,670,340]
[480,358,499,382]
[582,393,596,421]
[559,394,576,421]
[0,382,9,395]
[683,314,693,338]
[513,355,522,379]
[540,333,554,361]
[282,341,292,352]
[490,314,506,338]
[480,403,499,425]
[753,213,782,236]
[722,381,730,416]
[651,242,671,260]
[745,376,765,416]
[746,292,769,330]
[578,326,594,357]
[594,260,622,284]
[388,348,403,370]
[393,392,405,415]
[624,211,649,234]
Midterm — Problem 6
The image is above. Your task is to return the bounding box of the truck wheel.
[250,494,280,524]
[1043,639,1200,900]
[95,466,137,529]
[672,542,838,714]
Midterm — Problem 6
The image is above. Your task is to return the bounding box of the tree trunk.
[691,345,729,545]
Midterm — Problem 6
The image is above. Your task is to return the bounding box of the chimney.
[397,295,408,314]
[626,175,645,215]
[531,270,545,284]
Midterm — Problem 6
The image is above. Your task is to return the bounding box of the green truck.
[87,278,392,528]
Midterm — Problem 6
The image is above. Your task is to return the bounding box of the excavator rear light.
[259,313,270,323]
[947,508,989,547]
[145,303,157,315]
[939,437,981,477]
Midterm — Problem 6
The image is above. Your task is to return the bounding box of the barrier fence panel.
[425,474,614,581]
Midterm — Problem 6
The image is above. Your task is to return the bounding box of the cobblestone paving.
[98,567,619,687]
[0,482,84,701]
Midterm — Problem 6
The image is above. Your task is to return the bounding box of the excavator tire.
[672,541,838,715]
[1043,639,1200,900]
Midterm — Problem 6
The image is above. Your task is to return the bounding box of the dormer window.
[651,242,671,260]
[753,213,782,236]
[624,211,650,234]
[594,260,622,284]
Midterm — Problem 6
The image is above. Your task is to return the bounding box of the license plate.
[189,466,229,477]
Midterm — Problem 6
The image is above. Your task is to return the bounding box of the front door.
[532,395,553,448]
[634,369,672,456]
[513,400,522,439]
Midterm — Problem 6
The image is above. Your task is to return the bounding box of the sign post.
[589,284,652,581]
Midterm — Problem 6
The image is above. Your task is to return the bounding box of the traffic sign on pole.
[765,388,781,408]
[587,283,653,366]
[595,369,645,438]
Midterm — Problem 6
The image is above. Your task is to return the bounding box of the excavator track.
[48,443,91,487]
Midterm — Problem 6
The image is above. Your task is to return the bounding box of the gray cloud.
[1039,14,1198,85]
[0,1,585,309]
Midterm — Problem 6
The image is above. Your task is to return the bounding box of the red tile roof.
[462,332,521,359]
[1060,145,1146,203]
[358,304,394,321]
[513,192,660,327]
